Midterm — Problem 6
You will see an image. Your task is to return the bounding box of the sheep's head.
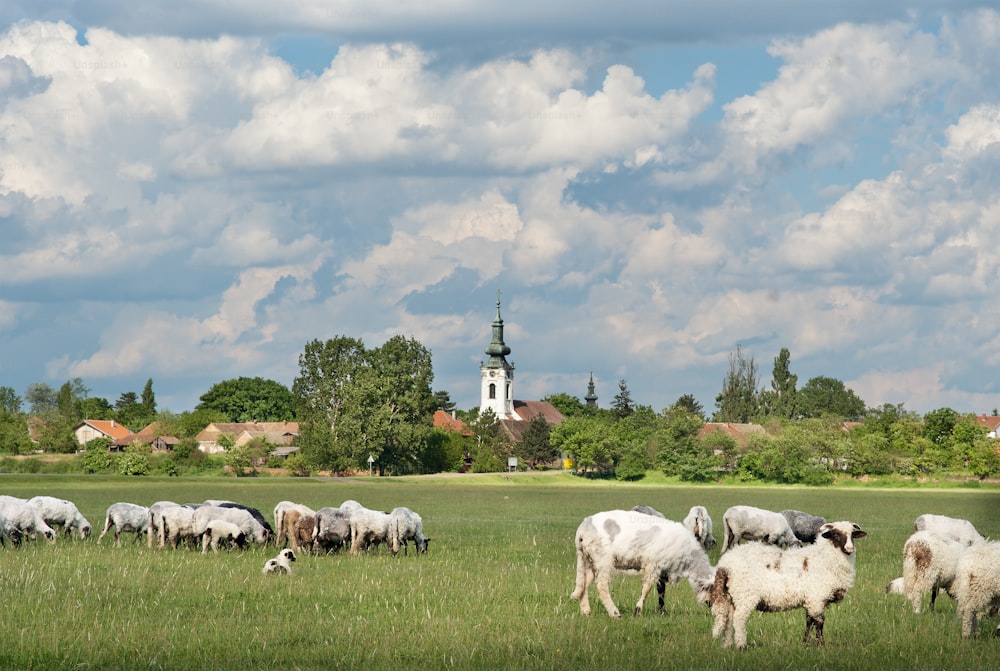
[820,522,867,555]
[279,548,296,562]
[80,524,92,540]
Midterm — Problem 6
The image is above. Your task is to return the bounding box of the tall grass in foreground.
[0,474,997,670]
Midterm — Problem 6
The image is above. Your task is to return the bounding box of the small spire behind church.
[585,372,598,407]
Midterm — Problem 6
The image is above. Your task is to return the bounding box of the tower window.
[489,383,496,399]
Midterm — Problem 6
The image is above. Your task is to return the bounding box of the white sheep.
[273,500,316,548]
[720,505,801,554]
[387,506,430,555]
[97,502,150,546]
[683,505,716,550]
[710,520,867,648]
[0,511,24,547]
[780,509,827,544]
[192,505,268,546]
[350,507,392,554]
[570,509,716,618]
[895,530,966,614]
[263,548,297,574]
[27,496,91,540]
[147,500,179,548]
[0,495,57,544]
[954,540,1000,638]
[158,505,199,549]
[201,519,247,553]
[631,505,666,518]
[313,507,353,554]
[914,514,986,547]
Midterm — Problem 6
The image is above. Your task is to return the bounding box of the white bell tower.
[480,294,516,420]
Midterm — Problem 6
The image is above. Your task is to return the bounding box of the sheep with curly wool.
[914,514,985,548]
[710,520,867,649]
[570,509,715,618]
[894,530,966,614]
[721,505,801,554]
[273,501,315,548]
[954,540,1000,638]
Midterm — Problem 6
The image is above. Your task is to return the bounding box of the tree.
[542,392,586,418]
[468,408,512,472]
[0,386,21,415]
[0,386,29,454]
[516,414,557,468]
[713,344,761,423]
[670,394,704,419]
[25,382,57,415]
[434,390,457,413]
[760,347,798,419]
[114,391,146,430]
[797,376,866,419]
[141,378,157,416]
[197,377,296,422]
[612,379,634,419]
[923,407,958,446]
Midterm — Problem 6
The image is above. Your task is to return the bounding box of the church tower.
[584,372,598,408]
[480,295,516,420]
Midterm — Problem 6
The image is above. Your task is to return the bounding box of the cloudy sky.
[3,1,1000,417]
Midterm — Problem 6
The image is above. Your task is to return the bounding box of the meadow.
[0,473,998,670]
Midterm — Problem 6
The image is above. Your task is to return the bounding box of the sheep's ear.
[819,523,834,538]
[851,525,867,539]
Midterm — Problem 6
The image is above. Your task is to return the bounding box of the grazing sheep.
[313,507,353,554]
[201,519,247,553]
[293,515,317,555]
[387,507,430,556]
[886,577,905,595]
[27,496,91,540]
[954,541,1000,638]
[97,502,150,546]
[263,548,296,574]
[914,514,986,547]
[340,499,364,511]
[213,502,273,540]
[710,521,867,649]
[192,506,268,546]
[147,500,179,548]
[631,505,666,518]
[273,501,316,548]
[895,530,966,614]
[683,505,717,551]
[780,510,827,544]
[158,505,199,549]
[0,495,57,544]
[570,509,716,618]
[0,511,24,548]
[350,507,392,554]
[721,505,801,554]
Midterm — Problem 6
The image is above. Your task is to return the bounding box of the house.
[195,421,299,454]
[696,422,766,448]
[110,422,180,452]
[974,414,1000,439]
[434,410,471,435]
[73,419,133,446]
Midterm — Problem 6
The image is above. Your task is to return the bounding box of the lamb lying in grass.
[263,548,296,574]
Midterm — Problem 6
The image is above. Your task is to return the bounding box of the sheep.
[954,541,1000,638]
[387,507,430,556]
[273,501,316,548]
[914,514,986,547]
[293,515,317,555]
[0,495,57,544]
[156,504,198,549]
[147,500,179,548]
[720,505,801,554]
[893,530,966,614]
[313,506,353,554]
[631,505,666,518]
[27,496,91,540]
[683,505,717,551]
[781,509,827,544]
[263,548,296,574]
[97,502,150,546]
[213,502,273,540]
[201,519,247,553]
[350,507,392,554]
[0,511,24,548]
[710,520,867,649]
[570,509,716,618]
[192,505,268,546]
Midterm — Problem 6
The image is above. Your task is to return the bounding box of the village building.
[73,419,133,446]
[195,421,299,454]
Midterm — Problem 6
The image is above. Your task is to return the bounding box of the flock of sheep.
[0,494,431,576]
[571,503,999,648]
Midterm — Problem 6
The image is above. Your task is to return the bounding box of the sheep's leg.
[960,607,978,638]
[732,603,753,649]
[804,610,826,645]
[657,574,667,613]
[595,571,621,618]
[570,550,587,601]
[577,562,595,616]
[711,598,731,642]
[929,584,939,611]
[634,570,658,616]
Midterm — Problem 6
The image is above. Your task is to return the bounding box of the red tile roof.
[76,419,133,441]
[434,410,471,435]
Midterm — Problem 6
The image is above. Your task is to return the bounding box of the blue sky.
[3,1,1000,417]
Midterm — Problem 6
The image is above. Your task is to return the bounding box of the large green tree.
[516,413,557,468]
[542,392,586,418]
[197,376,296,422]
[713,344,761,422]
[0,386,30,454]
[797,376,866,419]
[760,347,798,419]
[611,379,634,419]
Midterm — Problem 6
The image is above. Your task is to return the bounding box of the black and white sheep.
[387,506,430,555]
[894,529,966,614]
[97,502,150,546]
[710,520,867,648]
[192,505,268,546]
[954,540,1000,638]
[201,519,247,553]
[780,509,827,544]
[273,500,316,548]
[914,514,986,547]
[720,505,801,554]
[263,548,296,574]
[570,509,716,618]
[683,505,716,551]
[212,501,273,540]
[158,504,199,549]
[26,496,92,540]
[313,506,353,554]
[0,495,57,544]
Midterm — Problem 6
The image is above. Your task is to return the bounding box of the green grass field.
[0,473,997,670]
